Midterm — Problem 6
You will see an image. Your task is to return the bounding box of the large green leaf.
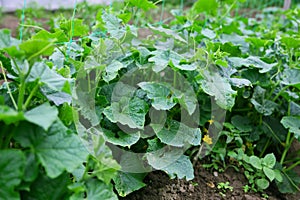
[228,56,277,73]
[0,105,24,124]
[148,50,191,72]
[0,29,20,49]
[113,172,146,197]
[0,149,25,200]
[161,155,194,181]
[102,12,126,40]
[86,179,118,200]
[154,120,201,147]
[281,116,300,140]
[128,0,157,11]
[14,122,88,178]
[198,70,236,110]
[103,60,125,83]
[24,102,58,131]
[191,0,218,15]
[276,170,300,193]
[138,82,176,110]
[147,25,187,43]
[103,129,140,147]
[60,19,89,37]
[32,29,68,43]
[281,69,300,86]
[19,39,55,57]
[27,62,71,92]
[103,97,149,129]
[21,172,70,200]
[146,148,194,180]
[250,86,277,116]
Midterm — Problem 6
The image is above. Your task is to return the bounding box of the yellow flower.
[208,119,214,125]
[203,134,213,145]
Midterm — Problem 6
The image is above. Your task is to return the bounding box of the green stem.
[262,121,284,147]
[17,76,26,111]
[3,125,16,149]
[282,171,300,192]
[23,82,40,110]
[280,102,292,164]
[28,41,56,62]
[0,61,18,110]
[285,160,300,171]
[272,85,290,101]
[259,137,271,157]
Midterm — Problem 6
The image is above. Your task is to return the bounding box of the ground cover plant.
[0,0,299,199]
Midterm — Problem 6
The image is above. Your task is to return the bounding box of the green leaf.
[146,148,183,170]
[0,29,20,49]
[148,24,186,43]
[249,156,262,170]
[86,179,118,200]
[276,170,300,193]
[281,36,300,49]
[21,172,70,200]
[148,50,184,72]
[103,129,140,147]
[60,19,89,37]
[27,62,71,91]
[281,116,300,140]
[0,105,24,124]
[262,153,276,168]
[103,97,149,129]
[86,134,121,184]
[32,29,68,43]
[23,152,39,182]
[24,102,58,131]
[129,0,157,11]
[201,28,216,39]
[191,0,218,15]
[256,178,269,190]
[102,12,126,40]
[138,82,176,110]
[274,169,283,182]
[263,167,275,181]
[231,115,252,132]
[113,172,146,197]
[199,70,236,110]
[161,155,194,181]
[103,60,125,83]
[0,149,25,200]
[19,39,55,58]
[14,122,88,178]
[250,86,277,116]
[228,56,277,73]
[154,120,201,147]
[281,69,300,86]
[229,78,252,88]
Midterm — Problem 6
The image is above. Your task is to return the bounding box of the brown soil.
[121,163,300,200]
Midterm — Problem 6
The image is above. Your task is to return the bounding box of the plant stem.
[280,101,292,164]
[285,160,300,171]
[0,61,18,110]
[259,137,271,157]
[272,85,289,101]
[17,76,26,111]
[23,82,40,110]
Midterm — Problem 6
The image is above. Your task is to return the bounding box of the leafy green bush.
[0,0,299,199]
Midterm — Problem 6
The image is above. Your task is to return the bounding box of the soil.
[121,162,300,200]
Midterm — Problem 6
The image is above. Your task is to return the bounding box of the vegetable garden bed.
[0,0,299,199]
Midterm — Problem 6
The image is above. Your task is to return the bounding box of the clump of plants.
[0,0,299,199]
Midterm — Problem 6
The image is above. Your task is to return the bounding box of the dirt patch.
[121,162,300,200]
[0,14,20,36]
